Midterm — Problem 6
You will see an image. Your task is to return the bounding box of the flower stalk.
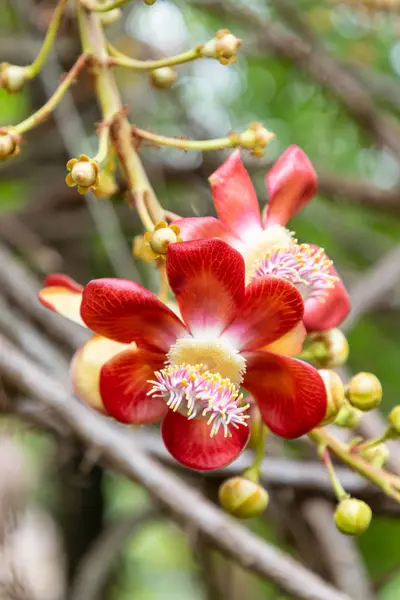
[81,0,133,11]
[108,42,204,70]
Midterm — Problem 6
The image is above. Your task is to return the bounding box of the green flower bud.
[99,8,121,25]
[347,372,382,412]
[319,369,345,426]
[65,154,99,194]
[334,498,372,536]
[0,127,20,161]
[0,63,27,93]
[360,443,390,469]
[306,329,349,369]
[334,402,362,429]
[219,476,269,519]
[388,406,400,435]
[149,67,177,90]
[237,122,275,158]
[202,29,242,65]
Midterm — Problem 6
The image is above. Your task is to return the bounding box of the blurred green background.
[1,1,400,599]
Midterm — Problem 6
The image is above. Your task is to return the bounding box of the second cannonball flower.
[174,147,350,332]
[66,154,100,194]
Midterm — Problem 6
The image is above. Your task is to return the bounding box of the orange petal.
[66,158,77,171]
[71,335,129,413]
[39,285,85,326]
[65,173,75,187]
[264,322,306,356]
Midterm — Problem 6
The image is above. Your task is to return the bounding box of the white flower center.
[167,338,246,386]
[148,363,250,438]
[244,225,295,283]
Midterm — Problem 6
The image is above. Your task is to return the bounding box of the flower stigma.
[148,363,250,437]
[254,243,338,302]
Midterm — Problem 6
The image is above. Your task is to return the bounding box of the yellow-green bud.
[65,155,100,194]
[219,476,269,519]
[143,0,156,4]
[347,372,382,412]
[202,29,242,65]
[99,8,122,25]
[334,402,362,429]
[319,370,345,426]
[143,221,182,258]
[306,328,349,369]
[149,67,177,90]
[0,63,27,93]
[237,122,275,158]
[334,498,372,536]
[388,406,400,435]
[360,443,390,468]
[0,128,20,161]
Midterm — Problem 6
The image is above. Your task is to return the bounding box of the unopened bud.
[247,403,263,450]
[306,328,349,369]
[219,476,269,519]
[202,29,242,65]
[334,402,362,429]
[66,154,99,194]
[143,0,157,4]
[347,372,382,412]
[132,234,158,262]
[93,171,118,198]
[388,406,400,435]
[143,221,182,258]
[319,370,345,426]
[0,128,20,160]
[0,63,27,93]
[236,122,275,158]
[360,443,390,469]
[149,66,177,89]
[99,8,122,25]
[334,498,372,536]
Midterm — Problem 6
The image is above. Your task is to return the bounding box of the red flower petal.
[80,278,187,351]
[100,347,167,423]
[304,273,350,331]
[39,274,85,327]
[173,216,241,248]
[161,411,250,470]
[167,239,245,336]
[44,273,83,292]
[243,351,327,438]
[264,146,317,227]
[222,276,304,351]
[209,151,262,241]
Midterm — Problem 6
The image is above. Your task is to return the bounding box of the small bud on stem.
[347,372,382,411]
[334,498,372,536]
[0,63,28,93]
[149,67,177,89]
[304,328,349,369]
[319,370,345,426]
[219,476,269,519]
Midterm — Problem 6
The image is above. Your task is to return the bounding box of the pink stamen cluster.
[254,243,338,302]
[148,363,250,437]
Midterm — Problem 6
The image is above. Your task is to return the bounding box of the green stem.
[93,124,111,165]
[132,126,236,152]
[81,0,132,12]
[77,3,164,224]
[352,428,397,454]
[243,425,267,483]
[15,54,88,135]
[108,42,203,70]
[309,428,400,502]
[26,0,69,78]
[321,448,348,502]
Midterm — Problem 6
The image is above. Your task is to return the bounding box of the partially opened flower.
[63,238,326,471]
[174,147,350,331]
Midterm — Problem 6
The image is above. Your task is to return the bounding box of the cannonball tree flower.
[174,146,350,332]
[64,238,326,471]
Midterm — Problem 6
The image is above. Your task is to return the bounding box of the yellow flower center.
[244,225,294,283]
[167,338,246,386]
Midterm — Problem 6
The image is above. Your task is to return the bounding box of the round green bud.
[388,406,400,435]
[149,67,177,90]
[306,328,349,369]
[334,402,362,429]
[334,498,372,536]
[347,372,382,412]
[360,443,390,469]
[0,63,27,93]
[319,369,345,426]
[219,476,269,519]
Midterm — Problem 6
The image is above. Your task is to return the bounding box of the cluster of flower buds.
[0,127,20,161]
[0,63,28,93]
[201,29,242,65]
[334,497,372,536]
[219,476,269,519]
